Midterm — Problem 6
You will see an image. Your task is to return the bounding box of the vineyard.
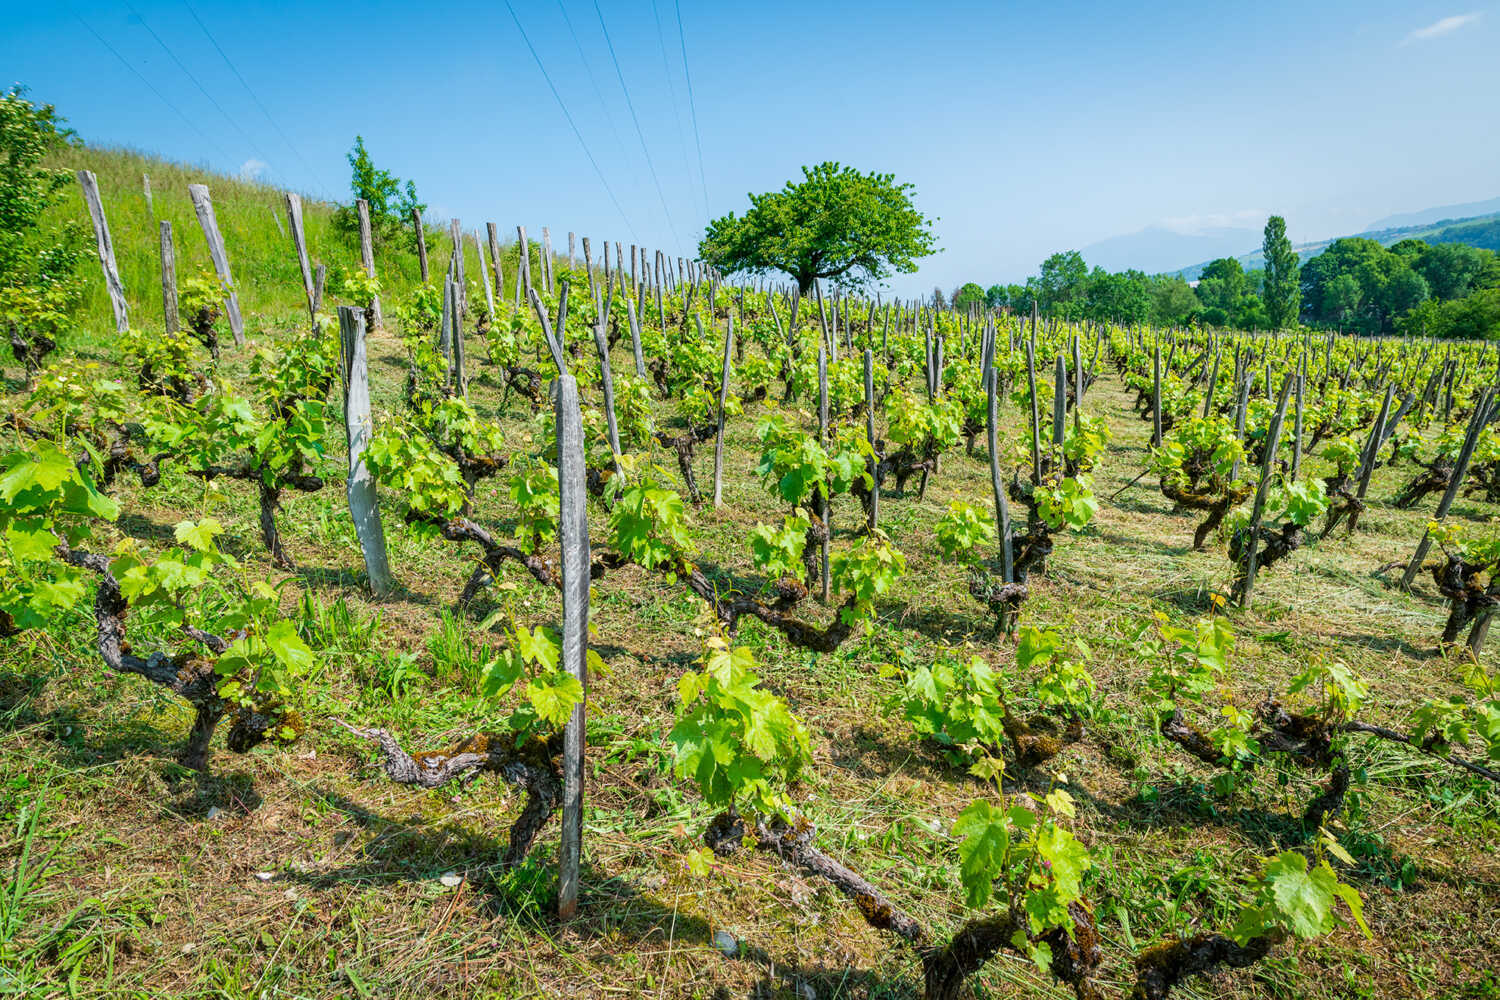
[2,150,1499,1000]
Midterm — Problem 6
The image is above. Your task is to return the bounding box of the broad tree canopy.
[697,162,936,293]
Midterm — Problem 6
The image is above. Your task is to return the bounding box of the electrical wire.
[554,0,634,187]
[179,0,325,194]
[122,1,270,171]
[650,0,701,221]
[591,0,681,252]
[503,0,640,242]
[70,7,234,163]
[675,0,710,218]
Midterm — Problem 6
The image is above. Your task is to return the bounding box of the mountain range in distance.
[1077,196,1500,280]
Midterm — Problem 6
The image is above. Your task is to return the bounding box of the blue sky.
[4,1,1498,295]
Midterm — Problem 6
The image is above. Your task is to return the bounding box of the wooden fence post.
[554,373,590,921]
[474,230,496,328]
[712,316,734,507]
[983,330,1014,584]
[76,170,129,333]
[818,344,831,602]
[187,184,244,345]
[1236,376,1294,608]
[142,173,153,217]
[353,199,383,331]
[591,291,623,481]
[1401,388,1496,589]
[159,220,178,335]
[337,306,393,597]
[412,207,429,282]
[285,193,316,325]
[865,348,879,532]
[1152,341,1163,447]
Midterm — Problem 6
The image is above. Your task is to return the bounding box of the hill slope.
[43,143,490,332]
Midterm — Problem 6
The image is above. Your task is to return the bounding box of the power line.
[554,0,634,188]
[649,0,701,222]
[179,0,325,195]
[70,8,234,163]
[591,0,682,253]
[675,0,710,220]
[122,1,269,171]
[503,0,639,242]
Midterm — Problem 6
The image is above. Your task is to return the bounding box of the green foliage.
[698,162,936,292]
[1141,613,1235,716]
[936,500,992,564]
[1262,215,1301,330]
[609,480,695,573]
[1035,473,1099,531]
[748,512,810,582]
[754,415,871,506]
[1230,850,1369,944]
[332,136,425,252]
[365,422,469,528]
[178,269,224,336]
[670,639,813,819]
[0,86,85,293]
[0,439,118,631]
[472,613,595,742]
[829,530,906,623]
[952,792,1092,973]
[885,388,961,459]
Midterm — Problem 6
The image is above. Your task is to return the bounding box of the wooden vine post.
[337,307,393,598]
[590,286,623,481]
[285,194,316,326]
[1152,340,1163,447]
[76,170,129,333]
[983,326,1015,586]
[411,208,429,282]
[1346,385,1394,532]
[712,316,735,507]
[1236,375,1294,608]
[864,348,879,531]
[1400,388,1497,589]
[158,220,178,335]
[818,344,831,603]
[554,369,591,921]
[188,184,245,345]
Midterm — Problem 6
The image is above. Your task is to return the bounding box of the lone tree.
[698,162,935,293]
[1262,215,1301,329]
[332,136,425,252]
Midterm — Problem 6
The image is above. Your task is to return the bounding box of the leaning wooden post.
[1346,385,1394,532]
[1229,377,1252,482]
[542,227,555,293]
[158,220,178,335]
[411,207,429,282]
[337,307,393,598]
[1236,375,1294,608]
[474,230,496,328]
[77,170,129,333]
[590,289,623,482]
[862,348,881,532]
[450,280,467,397]
[1024,339,1043,482]
[188,184,244,344]
[142,173,153,217]
[626,291,647,378]
[1203,342,1222,417]
[1290,358,1305,481]
[986,356,1015,589]
[818,344,831,603]
[554,373,590,921]
[712,316,735,507]
[1401,388,1495,589]
[1152,340,1164,446]
[352,199,383,330]
[282,195,315,327]
[1053,355,1067,456]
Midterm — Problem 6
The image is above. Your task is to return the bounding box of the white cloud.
[1159,209,1266,235]
[1402,12,1481,44]
[238,158,269,181]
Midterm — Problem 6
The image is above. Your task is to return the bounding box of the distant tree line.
[946,214,1500,338]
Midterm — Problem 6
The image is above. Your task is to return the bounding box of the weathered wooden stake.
[818,345,831,602]
[865,348,879,531]
[142,173,153,216]
[354,199,383,331]
[337,307,393,597]
[159,220,178,335]
[285,194,316,324]
[712,316,735,507]
[185,184,245,344]
[554,374,590,921]
[412,208,429,282]
[1401,388,1496,589]
[77,170,129,333]
[1237,376,1295,608]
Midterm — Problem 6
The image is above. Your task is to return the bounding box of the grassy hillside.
[42,143,519,335]
[1426,214,1500,253]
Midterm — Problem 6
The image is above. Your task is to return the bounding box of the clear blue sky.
[5,1,1498,295]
